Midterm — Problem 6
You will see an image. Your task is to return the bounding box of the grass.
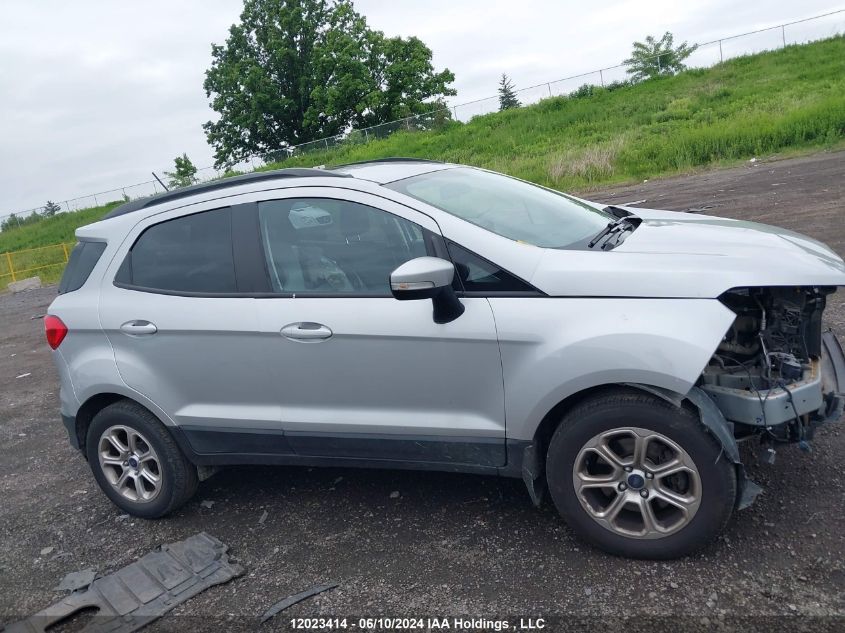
[2,36,844,289]
[266,35,845,190]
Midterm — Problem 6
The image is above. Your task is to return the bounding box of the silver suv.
[47,159,845,559]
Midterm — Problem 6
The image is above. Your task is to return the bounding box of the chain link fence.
[2,8,843,230]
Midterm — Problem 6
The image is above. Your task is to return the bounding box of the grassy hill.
[2,35,844,285]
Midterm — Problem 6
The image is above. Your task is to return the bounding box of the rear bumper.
[61,413,81,451]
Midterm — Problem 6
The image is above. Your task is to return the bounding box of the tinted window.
[116,207,236,293]
[258,198,428,295]
[387,167,612,248]
[58,241,107,294]
[447,242,535,293]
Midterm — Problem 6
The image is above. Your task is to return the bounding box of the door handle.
[280,322,333,342]
[120,320,158,336]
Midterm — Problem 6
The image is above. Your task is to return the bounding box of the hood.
[530,207,845,298]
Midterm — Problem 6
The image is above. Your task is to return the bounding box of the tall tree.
[624,32,698,82]
[164,154,199,189]
[498,74,520,111]
[203,0,455,167]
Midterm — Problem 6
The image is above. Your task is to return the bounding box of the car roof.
[102,159,452,220]
[329,158,454,183]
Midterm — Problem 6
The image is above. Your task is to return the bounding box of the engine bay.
[699,286,838,441]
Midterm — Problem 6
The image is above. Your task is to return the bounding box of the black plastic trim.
[61,414,81,450]
[175,425,509,470]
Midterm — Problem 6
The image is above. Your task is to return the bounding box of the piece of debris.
[619,199,647,206]
[16,373,31,379]
[116,514,130,522]
[584,587,592,596]
[200,499,215,509]
[40,547,54,556]
[6,533,243,633]
[54,568,97,592]
[8,276,41,293]
[749,157,757,163]
[389,491,400,499]
[258,510,268,525]
[261,583,339,624]
[332,476,343,485]
[30,314,45,320]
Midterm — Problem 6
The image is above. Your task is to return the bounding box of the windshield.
[386,167,612,248]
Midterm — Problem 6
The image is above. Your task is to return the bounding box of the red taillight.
[45,315,68,350]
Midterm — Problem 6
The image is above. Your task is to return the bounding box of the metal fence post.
[599,69,604,87]
[6,252,15,283]
[62,243,69,262]
[781,25,786,47]
[547,83,552,96]
[719,40,723,62]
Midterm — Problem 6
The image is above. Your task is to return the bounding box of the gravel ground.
[1,151,844,632]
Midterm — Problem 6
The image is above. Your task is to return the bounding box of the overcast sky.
[1,1,842,216]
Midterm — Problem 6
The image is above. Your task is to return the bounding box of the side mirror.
[390,257,465,324]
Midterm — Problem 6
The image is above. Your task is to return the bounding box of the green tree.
[42,201,61,217]
[164,154,199,189]
[624,32,698,82]
[498,74,520,110]
[203,0,455,167]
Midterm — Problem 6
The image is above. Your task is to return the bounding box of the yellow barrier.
[0,242,76,288]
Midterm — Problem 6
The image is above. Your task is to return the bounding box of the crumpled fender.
[629,383,762,510]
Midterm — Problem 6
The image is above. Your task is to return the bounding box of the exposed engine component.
[699,286,840,443]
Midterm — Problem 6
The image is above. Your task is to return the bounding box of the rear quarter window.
[115,207,236,294]
[58,241,107,294]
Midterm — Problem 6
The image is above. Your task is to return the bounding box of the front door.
[252,190,507,466]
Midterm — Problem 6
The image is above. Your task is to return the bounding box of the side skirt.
[171,425,528,479]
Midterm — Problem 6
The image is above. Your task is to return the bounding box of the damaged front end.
[697,286,845,505]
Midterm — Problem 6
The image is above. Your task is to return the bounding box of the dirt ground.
[1,151,844,632]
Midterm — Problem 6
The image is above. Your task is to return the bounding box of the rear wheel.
[86,400,197,518]
[546,389,737,559]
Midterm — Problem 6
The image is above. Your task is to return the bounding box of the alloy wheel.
[97,425,163,503]
[572,426,701,539]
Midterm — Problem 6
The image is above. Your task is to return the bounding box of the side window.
[447,241,536,293]
[258,198,429,295]
[115,207,236,293]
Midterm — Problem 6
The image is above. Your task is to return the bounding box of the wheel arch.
[73,392,187,462]
[522,381,759,510]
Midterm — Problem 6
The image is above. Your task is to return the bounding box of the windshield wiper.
[588,216,636,248]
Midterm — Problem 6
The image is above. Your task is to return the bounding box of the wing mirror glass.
[390,257,465,323]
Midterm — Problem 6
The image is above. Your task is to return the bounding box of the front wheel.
[546,389,737,559]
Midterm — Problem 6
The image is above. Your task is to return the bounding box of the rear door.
[98,202,292,456]
[250,188,508,466]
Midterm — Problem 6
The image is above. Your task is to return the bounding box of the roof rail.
[103,168,350,219]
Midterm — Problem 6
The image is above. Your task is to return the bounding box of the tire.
[86,400,198,518]
[546,388,737,559]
